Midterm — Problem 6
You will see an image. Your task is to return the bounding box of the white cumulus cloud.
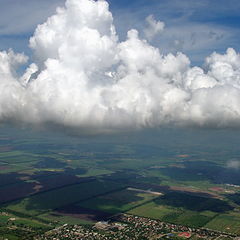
[0,0,240,133]
[144,15,165,41]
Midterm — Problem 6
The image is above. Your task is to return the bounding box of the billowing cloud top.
[1,0,240,133]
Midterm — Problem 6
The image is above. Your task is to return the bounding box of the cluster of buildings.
[35,214,238,240]
[35,224,108,240]
[117,214,237,239]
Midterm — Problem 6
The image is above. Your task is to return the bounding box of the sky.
[0,0,240,134]
[0,0,239,65]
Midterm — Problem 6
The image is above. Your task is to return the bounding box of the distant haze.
[1,0,240,134]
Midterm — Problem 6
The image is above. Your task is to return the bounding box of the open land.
[0,127,240,239]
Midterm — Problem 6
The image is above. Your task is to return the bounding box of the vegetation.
[77,189,157,213]
[0,127,240,236]
[5,180,123,216]
[205,214,240,234]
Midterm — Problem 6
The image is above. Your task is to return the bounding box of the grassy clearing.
[38,212,92,226]
[128,201,182,220]
[77,168,114,177]
[200,210,218,218]
[0,215,10,224]
[0,164,32,174]
[1,156,39,164]
[0,151,24,158]
[174,211,211,227]
[12,218,50,229]
[205,214,240,234]
[77,189,157,214]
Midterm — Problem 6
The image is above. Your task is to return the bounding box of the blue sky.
[0,0,239,65]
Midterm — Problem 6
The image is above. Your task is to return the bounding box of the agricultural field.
[76,188,159,214]
[38,212,93,225]
[128,200,217,228]
[128,190,238,228]
[204,213,240,234]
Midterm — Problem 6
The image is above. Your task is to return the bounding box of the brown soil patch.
[177,154,190,158]
[33,184,43,192]
[0,166,8,170]
[209,187,225,192]
[19,176,31,181]
[0,146,13,152]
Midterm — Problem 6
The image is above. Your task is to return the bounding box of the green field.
[128,201,182,219]
[128,200,217,227]
[76,168,114,177]
[77,188,158,214]
[205,214,240,234]
[38,212,92,226]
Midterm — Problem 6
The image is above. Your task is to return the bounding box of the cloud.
[144,15,165,41]
[0,0,240,134]
[227,160,240,169]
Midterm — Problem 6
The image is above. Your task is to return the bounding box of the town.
[35,214,239,240]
